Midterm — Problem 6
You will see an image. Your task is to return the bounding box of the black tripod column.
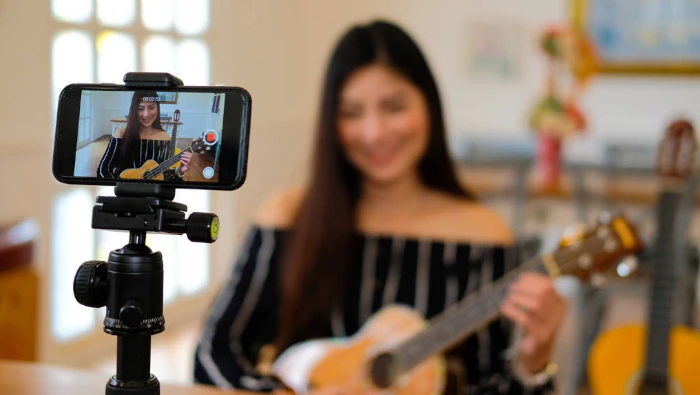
[106,232,164,394]
[75,230,166,395]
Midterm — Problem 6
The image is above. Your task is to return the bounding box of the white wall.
[160,93,222,139]
[1,0,698,365]
[89,90,130,141]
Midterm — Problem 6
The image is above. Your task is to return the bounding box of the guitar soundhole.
[369,352,396,389]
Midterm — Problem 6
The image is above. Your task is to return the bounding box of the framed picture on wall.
[157,91,178,104]
[572,0,700,74]
[464,21,525,81]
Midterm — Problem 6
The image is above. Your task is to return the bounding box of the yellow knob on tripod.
[186,213,220,243]
[210,216,220,242]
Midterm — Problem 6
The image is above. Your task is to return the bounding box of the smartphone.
[52,83,251,190]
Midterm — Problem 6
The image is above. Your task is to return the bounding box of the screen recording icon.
[203,130,219,145]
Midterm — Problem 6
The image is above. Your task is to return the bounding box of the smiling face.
[337,63,430,186]
[137,101,159,129]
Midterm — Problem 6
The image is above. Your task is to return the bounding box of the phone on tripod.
[53,73,254,395]
[52,78,251,190]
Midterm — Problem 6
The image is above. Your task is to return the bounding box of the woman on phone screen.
[96,90,193,180]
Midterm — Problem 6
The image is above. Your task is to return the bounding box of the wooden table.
[0,359,265,395]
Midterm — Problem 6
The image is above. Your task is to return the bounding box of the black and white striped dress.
[194,225,555,394]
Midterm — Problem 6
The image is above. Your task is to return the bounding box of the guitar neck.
[365,215,642,389]
[640,118,697,389]
[169,124,179,156]
[393,254,552,372]
[146,146,194,179]
[642,191,679,385]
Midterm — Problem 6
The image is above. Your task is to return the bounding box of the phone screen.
[53,85,251,190]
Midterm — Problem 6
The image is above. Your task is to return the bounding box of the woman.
[194,20,566,394]
[96,90,193,180]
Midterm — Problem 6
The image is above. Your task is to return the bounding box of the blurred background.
[1,1,699,394]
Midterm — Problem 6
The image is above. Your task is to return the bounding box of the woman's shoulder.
[416,191,515,246]
[253,186,305,228]
[249,187,514,245]
[113,127,126,138]
[147,130,170,141]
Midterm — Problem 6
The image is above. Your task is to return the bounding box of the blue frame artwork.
[572,0,700,74]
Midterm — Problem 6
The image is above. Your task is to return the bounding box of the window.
[50,0,212,343]
[50,188,96,342]
[96,31,137,83]
[96,0,136,27]
[51,30,94,120]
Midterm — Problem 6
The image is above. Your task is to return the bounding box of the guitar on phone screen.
[119,137,206,181]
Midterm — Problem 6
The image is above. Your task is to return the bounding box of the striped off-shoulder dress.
[96,137,180,180]
[194,225,555,394]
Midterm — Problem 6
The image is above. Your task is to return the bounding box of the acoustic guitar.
[270,215,644,394]
[119,137,206,181]
[587,119,700,395]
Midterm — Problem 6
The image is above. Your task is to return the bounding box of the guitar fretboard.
[144,141,204,179]
[169,126,179,157]
[364,217,639,388]
[642,191,679,384]
[393,254,550,372]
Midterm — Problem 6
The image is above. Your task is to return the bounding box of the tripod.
[73,182,219,395]
[71,68,217,395]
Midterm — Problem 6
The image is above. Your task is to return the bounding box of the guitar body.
[273,305,446,395]
[119,159,164,180]
[588,324,700,395]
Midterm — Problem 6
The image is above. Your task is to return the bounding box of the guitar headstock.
[188,130,219,155]
[174,109,180,122]
[552,213,644,280]
[656,119,697,181]
[189,137,207,154]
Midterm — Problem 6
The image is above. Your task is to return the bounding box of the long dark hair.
[275,20,475,352]
[119,90,163,169]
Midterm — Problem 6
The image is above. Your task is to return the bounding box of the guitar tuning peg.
[590,272,608,288]
[559,223,587,246]
[615,255,638,278]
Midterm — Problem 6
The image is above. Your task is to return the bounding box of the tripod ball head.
[74,242,165,336]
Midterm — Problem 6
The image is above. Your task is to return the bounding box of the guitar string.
[144,147,193,179]
[394,233,634,370]
[145,142,202,178]
[414,228,630,338]
[143,140,205,179]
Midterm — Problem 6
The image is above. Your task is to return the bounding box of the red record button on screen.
[203,130,219,145]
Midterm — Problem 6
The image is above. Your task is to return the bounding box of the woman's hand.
[178,152,193,175]
[500,272,567,374]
